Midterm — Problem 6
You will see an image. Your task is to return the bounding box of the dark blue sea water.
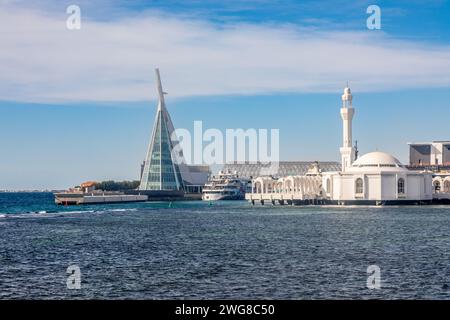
[1,192,450,299]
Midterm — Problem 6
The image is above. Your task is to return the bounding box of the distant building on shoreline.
[408,141,450,169]
[408,141,450,194]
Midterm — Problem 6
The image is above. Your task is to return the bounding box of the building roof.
[353,151,403,166]
[349,151,408,172]
[223,161,341,178]
[81,181,96,188]
[408,141,450,145]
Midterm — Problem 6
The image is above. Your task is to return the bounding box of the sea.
[0,192,449,300]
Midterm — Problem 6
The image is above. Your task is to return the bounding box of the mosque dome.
[350,151,408,172]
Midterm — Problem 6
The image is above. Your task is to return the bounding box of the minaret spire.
[339,84,356,172]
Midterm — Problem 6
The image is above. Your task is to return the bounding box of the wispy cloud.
[1,4,450,103]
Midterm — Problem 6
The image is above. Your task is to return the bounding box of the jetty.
[54,191,147,205]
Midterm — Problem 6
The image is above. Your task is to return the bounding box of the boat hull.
[202,192,244,201]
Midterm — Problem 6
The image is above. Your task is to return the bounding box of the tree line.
[95,180,140,191]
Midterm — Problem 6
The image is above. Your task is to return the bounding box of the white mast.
[339,84,355,172]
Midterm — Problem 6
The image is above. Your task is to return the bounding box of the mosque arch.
[433,180,441,193]
[253,179,263,193]
[444,179,450,193]
[285,177,295,193]
[275,181,283,193]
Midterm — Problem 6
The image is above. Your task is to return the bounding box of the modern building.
[139,69,185,191]
[407,141,450,197]
[138,69,209,195]
[408,141,450,168]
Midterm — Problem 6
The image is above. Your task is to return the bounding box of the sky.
[0,0,450,189]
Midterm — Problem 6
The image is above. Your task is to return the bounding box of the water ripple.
[0,193,450,299]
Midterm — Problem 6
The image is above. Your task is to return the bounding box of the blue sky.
[1,0,450,189]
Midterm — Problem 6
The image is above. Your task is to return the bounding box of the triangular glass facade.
[139,70,184,191]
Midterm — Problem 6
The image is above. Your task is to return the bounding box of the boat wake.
[1,207,139,219]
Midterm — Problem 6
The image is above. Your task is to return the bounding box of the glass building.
[139,69,184,191]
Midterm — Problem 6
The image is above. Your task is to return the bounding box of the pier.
[54,192,147,205]
[245,174,324,206]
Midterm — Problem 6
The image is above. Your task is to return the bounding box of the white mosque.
[247,86,434,206]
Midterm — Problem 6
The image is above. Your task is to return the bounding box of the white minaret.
[339,85,355,172]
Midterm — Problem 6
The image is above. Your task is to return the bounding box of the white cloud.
[1,5,450,103]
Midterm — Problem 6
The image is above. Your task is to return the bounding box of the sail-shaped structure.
[139,69,185,191]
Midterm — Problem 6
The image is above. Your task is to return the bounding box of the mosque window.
[398,178,405,194]
[326,179,331,193]
[355,178,364,194]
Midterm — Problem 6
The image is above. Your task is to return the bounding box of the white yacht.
[202,170,249,201]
